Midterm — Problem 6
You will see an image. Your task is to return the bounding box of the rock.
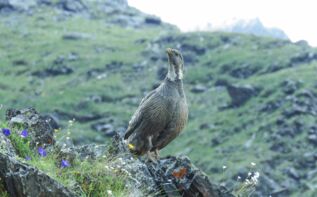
[259,99,283,113]
[6,108,55,147]
[62,32,92,40]
[12,59,28,66]
[199,123,216,130]
[285,167,300,180]
[110,133,234,197]
[215,79,229,87]
[0,0,36,11]
[57,0,86,13]
[0,0,14,11]
[226,84,258,107]
[290,52,317,65]
[0,132,16,157]
[191,84,208,93]
[0,152,77,197]
[181,43,206,55]
[307,134,317,146]
[86,68,107,79]
[91,122,115,137]
[229,64,259,79]
[41,114,60,130]
[106,61,124,71]
[32,65,73,77]
[54,110,102,123]
[144,16,161,25]
[281,79,300,95]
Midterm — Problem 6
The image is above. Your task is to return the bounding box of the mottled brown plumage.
[124,48,188,160]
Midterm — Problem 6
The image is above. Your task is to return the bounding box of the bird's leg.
[154,149,160,160]
[146,136,157,163]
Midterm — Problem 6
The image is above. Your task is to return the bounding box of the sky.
[128,0,317,46]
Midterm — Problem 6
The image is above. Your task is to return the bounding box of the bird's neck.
[167,64,183,81]
[164,77,185,97]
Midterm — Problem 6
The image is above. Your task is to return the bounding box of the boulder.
[32,65,73,77]
[57,0,86,13]
[191,84,208,93]
[91,122,116,137]
[226,84,258,107]
[6,108,55,147]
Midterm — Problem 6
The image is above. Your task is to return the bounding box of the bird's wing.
[124,90,157,139]
[152,99,188,150]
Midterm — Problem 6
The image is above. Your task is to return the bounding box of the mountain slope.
[1,0,317,196]
[208,18,289,40]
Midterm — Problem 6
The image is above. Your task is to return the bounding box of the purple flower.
[38,147,47,157]
[25,156,31,161]
[61,159,70,168]
[2,128,10,136]
[20,129,28,138]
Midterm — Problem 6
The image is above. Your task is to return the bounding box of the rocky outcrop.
[0,152,77,197]
[219,81,260,107]
[1,108,234,197]
[6,107,56,148]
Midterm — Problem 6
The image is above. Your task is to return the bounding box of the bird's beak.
[166,48,173,55]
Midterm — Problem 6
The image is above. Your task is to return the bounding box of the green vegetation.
[0,123,128,196]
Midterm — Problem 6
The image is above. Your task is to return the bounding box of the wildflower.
[20,129,28,138]
[222,165,227,170]
[2,128,10,136]
[251,162,256,166]
[38,147,47,157]
[25,156,31,161]
[66,137,70,140]
[61,159,70,168]
[237,176,241,180]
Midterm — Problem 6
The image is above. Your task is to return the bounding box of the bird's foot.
[154,149,160,160]
[146,151,158,164]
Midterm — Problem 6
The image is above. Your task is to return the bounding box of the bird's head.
[166,48,184,81]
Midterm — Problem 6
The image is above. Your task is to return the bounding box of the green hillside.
[1,1,317,196]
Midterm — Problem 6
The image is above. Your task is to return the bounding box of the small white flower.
[248,172,252,176]
[107,190,112,195]
[237,176,241,180]
[222,165,227,169]
[251,162,256,166]
[66,137,70,140]
[67,132,71,135]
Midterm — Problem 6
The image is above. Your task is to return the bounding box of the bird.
[124,48,188,161]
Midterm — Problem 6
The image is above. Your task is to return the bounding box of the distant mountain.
[207,18,289,40]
